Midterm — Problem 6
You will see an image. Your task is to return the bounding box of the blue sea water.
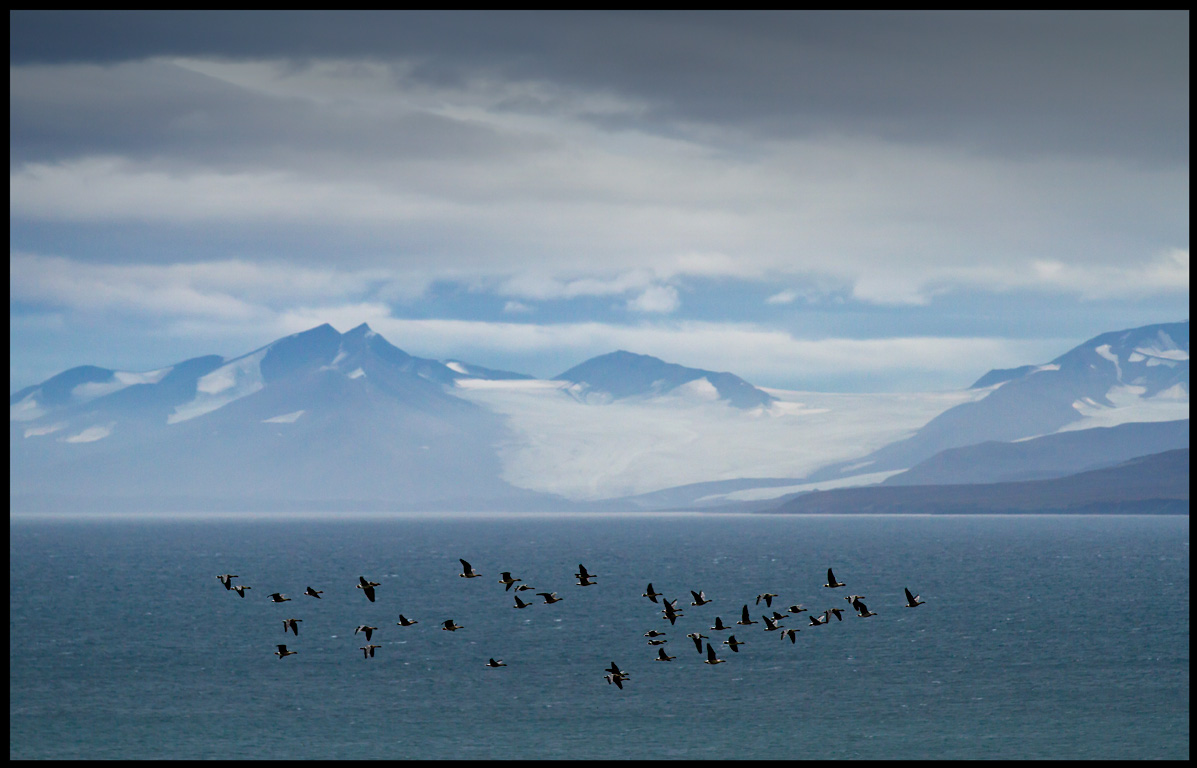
[9,513,1189,760]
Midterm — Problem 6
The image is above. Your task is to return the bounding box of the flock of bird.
[218,561,925,686]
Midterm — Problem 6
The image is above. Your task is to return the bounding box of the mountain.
[765,449,1189,515]
[554,350,774,409]
[804,321,1189,482]
[10,323,552,511]
[882,419,1189,486]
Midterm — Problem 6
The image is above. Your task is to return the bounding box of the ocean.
[9,513,1189,760]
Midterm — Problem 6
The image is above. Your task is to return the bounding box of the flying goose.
[268,592,291,603]
[723,635,745,652]
[605,662,628,679]
[786,604,807,615]
[710,616,730,631]
[762,614,781,632]
[654,647,676,661]
[537,592,563,604]
[486,658,507,667]
[275,644,297,659]
[514,584,535,592]
[644,630,666,638]
[360,645,381,658]
[690,590,712,606]
[576,575,597,587]
[855,601,877,618]
[737,605,758,626]
[513,594,532,609]
[232,585,251,598]
[442,619,463,631]
[809,611,829,626]
[687,632,709,652]
[824,568,845,588]
[781,628,800,643]
[304,586,323,599]
[357,576,380,602]
[648,639,668,646]
[827,607,844,621]
[703,643,726,665]
[604,673,624,689]
[355,625,378,641]
[396,615,418,627]
[770,611,788,624]
[575,564,595,580]
[756,592,778,607]
[642,583,663,603]
[904,588,925,608]
[283,618,302,636]
[459,559,480,579]
[217,574,238,590]
[498,572,522,590]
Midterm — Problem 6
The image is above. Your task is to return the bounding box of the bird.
[355,625,378,641]
[703,643,726,665]
[737,605,758,626]
[687,632,709,652]
[576,574,597,587]
[827,607,844,621]
[785,604,807,615]
[275,644,297,659]
[855,601,877,618]
[537,592,563,604]
[770,611,788,624]
[604,673,624,689]
[781,628,800,643]
[459,559,480,579]
[824,568,845,588]
[756,592,778,607]
[360,645,380,659]
[232,585,251,598]
[304,586,323,599]
[357,576,379,602]
[575,564,595,581]
[723,635,746,652]
[396,615,418,627]
[642,583,663,603]
[847,595,867,612]
[710,617,730,631]
[486,658,507,667]
[514,584,535,592]
[268,593,290,603]
[690,590,712,606]
[605,662,628,677]
[809,611,829,626]
[442,619,463,631]
[498,572,522,591]
[904,588,925,608]
[216,574,238,590]
[644,630,666,638]
[762,614,781,632]
[648,639,668,646]
[513,594,532,609]
[283,618,302,636]
[654,647,676,662]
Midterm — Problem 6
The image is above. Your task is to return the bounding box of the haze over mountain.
[9,320,1188,513]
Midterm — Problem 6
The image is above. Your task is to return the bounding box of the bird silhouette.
[703,643,726,665]
[355,625,378,641]
[216,574,238,590]
[232,585,251,598]
[737,605,758,626]
[283,618,302,636]
[274,644,297,659]
[824,568,845,588]
[360,645,380,658]
[304,586,323,599]
[654,647,676,661]
[537,592,563,604]
[498,572,522,591]
[642,583,663,603]
[459,559,480,579]
[396,615,418,627]
[486,658,507,667]
[442,619,463,631]
[357,576,379,602]
[756,592,778,607]
[904,588,925,608]
[268,593,290,603]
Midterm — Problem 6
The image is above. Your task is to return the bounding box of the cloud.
[766,290,797,305]
[626,285,680,313]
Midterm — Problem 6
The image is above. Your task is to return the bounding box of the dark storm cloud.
[11,11,1189,163]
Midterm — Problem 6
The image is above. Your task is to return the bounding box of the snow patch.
[262,410,305,423]
[71,367,172,402]
[445,361,469,374]
[1060,384,1189,432]
[1094,344,1122,381]
[10,394,44,422]
[696,470,905,503]
[1033,363,1061,372]
[1128,352,1145,363]
[24,422,66,438]
[1152,383,1189,401]
[168,350,267,424]
[63,424,113,443]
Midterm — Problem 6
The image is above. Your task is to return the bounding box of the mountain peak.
[555,350,773,409]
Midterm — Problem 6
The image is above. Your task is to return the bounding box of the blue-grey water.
[9,513,1189,760]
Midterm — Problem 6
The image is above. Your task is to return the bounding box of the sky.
[9,11,1189,393]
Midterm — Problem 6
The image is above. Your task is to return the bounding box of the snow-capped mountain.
[554,350,774,409]
[803,321,1189,483]
[10,323,542,509]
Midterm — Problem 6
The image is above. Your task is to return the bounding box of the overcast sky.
[9,11,1189,392]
